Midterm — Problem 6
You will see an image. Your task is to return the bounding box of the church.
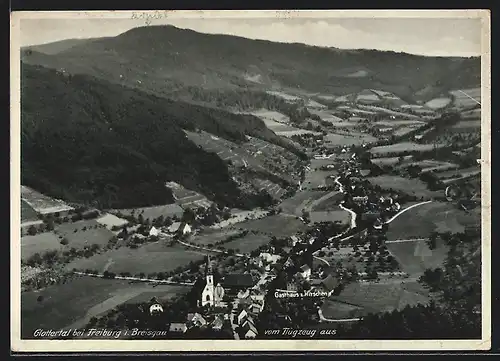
[199,255,225,308]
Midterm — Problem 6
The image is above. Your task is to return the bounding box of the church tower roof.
[206,255,213,275]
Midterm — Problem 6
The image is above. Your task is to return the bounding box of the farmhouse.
[187,313,208,328]
[149,226,160,237]
[211,316,224,331]
[167,222,192,235]
[149,300,164,315]
[299,264,312,281]
[222,274,255,296]
[353,196,369,205]
[241,319,258,339]
[169,323,188,333]
[259,252,282,265]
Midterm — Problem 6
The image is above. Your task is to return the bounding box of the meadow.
[115,204,184,222]
[367,175,442,199]
[370,142,445,156]
[425,97,452,109]
[22,232,62,260]
[237,214,307,237]
[386,201,480,240]
[65,243,206,274]
[385,239,449,276]
[330,281,430,314]
[21,276,188,337]
[310,210,350,224]
[55,219,115,248]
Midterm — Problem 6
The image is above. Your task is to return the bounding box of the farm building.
[241,319,258,339]
[169,323,187,334]
[222,274,255,295]
[186,313,207,328]
[299,264,312,280]
[167,222,192,235]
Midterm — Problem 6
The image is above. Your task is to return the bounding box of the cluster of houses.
[162,255,269,339]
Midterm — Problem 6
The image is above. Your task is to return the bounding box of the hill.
[21,25,480,105]
[21,64,303,209]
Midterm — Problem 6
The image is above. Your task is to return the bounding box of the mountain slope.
[21,25,481,104]
[21,64,299,209]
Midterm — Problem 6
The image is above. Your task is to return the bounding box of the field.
[370,142,445,156]
[425,97,452,109]
[279,190,330,216]
[450,120,481,130]
[386,201,480,240]
[320,299,365,319]
[303,169,339,189]
[55,219,115,248]
[367,175,442,199]
[435,166,481,180]
[461,108,481,119]
[450,88,481,108]
[22,232,62,260]
[330,281,430,314]
[356,105,420,119]
[65,242,206,274]
[21,185,74,214]
[310,210,350,224]
[393,125,423,137]
[189,228,242,246]
[223,233,272,254]
[311,192,344,211]
[21,276,188,337]
[115,204,184,221]
[96,213,129,229]
[165,181,212,209]
[375,120,425,127]
[325,132,377,147]
[237,214,307,237]
[266,90,302,103]
[371,156,413,167]
[308,109,350,124]
[385,239,448,276]
[21,200,39,223]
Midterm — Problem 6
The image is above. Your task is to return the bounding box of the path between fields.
[72,271,194,286]
[385,238,427,244]
[175,237,245,257]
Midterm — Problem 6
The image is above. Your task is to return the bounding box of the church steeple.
[206,255,213,275]
[206,255,214,287]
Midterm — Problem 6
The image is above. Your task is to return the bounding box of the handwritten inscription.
[131,11,170,25]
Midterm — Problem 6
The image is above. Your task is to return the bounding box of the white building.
[149,303,163,315]
[149,226,160,237]
[200,255,224,307]
[300,264,312,281]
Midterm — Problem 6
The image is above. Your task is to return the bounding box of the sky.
[18,12,483,57]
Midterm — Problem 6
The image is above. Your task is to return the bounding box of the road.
[317,308,362,323]
[72,271,194,286]
[385,200,432,224]
[175,237,245,257]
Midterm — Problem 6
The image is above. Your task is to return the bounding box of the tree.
[60,237,69,246]
[27,225,37,236]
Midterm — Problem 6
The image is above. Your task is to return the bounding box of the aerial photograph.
[17,12,484,343]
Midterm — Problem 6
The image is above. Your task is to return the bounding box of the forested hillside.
[21,64,298,209]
